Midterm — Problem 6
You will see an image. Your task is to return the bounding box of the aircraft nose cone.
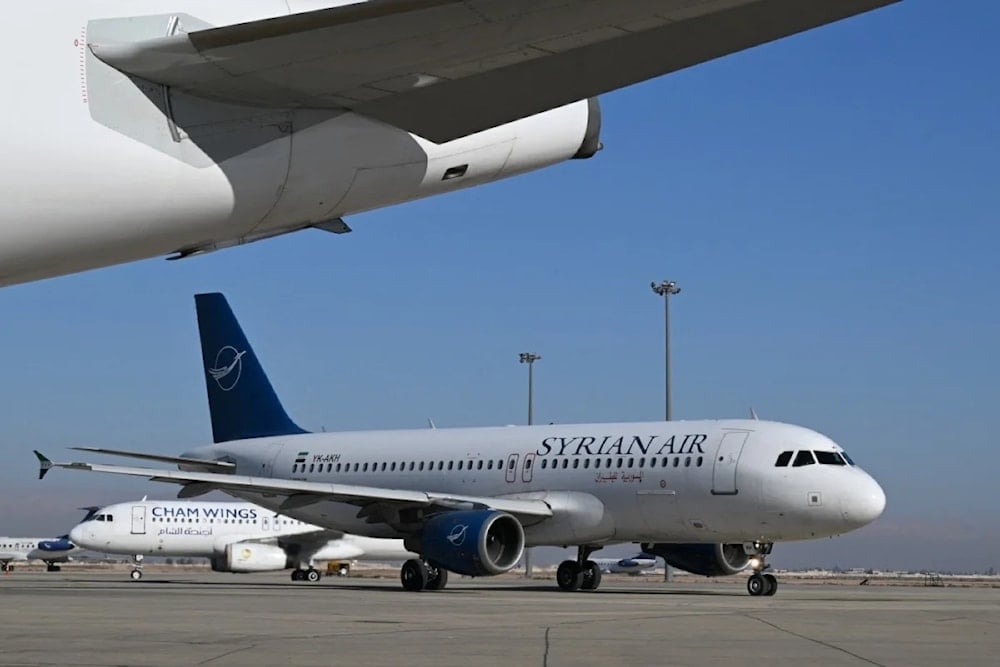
[68,526,86,547]
[843,475,886,527]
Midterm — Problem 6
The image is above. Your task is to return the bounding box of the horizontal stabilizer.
[88,0,901,142]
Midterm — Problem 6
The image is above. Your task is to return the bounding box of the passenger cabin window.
[792,450,816,467]
[775,451,793,467]
[815,451,846,465]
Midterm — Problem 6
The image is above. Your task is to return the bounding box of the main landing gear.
[45,562,62,572]
[556,546,603,592]
[745,542,777,597]
[291,567,322,583]
[130,554,143,580]
[400,559,449,592]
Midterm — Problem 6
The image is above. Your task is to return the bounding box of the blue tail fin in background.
[195,293,308,443]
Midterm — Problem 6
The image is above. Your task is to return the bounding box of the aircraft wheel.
[425,564,449,591]
[337,564,350,577]
[305,568,321,583]
[580,560,602,591]
[763,573,778,596]
[747,573,766,596]
[401,559,428,592]
[291,569,305,582]
[130,569,143,581]
[556,560,584,592]
[46,563,61,572]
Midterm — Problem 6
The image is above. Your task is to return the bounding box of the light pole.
[650,280,680,581]
[518,351,541,577]
[650,280,681,421]
[519,352,541,425]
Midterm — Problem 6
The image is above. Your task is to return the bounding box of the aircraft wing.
[90,0,900,142]
[35,452,553,524]
[71,447,236,473]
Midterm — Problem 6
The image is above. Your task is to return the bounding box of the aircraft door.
[522,453,536,483]
[130,505,147,535]
[712,431,749,495]
[505,454,519,483]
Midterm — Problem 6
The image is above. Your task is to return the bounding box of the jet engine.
[213,543,290,573]
[641,543,751,577]
[412,510,524,577]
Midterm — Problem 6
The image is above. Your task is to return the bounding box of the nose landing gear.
[129,554,143,581]
[745,542,777,597]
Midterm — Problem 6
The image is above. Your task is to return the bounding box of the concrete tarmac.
[1,571,998,666]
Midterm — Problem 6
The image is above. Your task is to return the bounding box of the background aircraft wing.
[35,453,553,526]
[89,0,900,142]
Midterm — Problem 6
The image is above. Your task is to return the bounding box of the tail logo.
[209,346,247,392]
[446,524,468,547]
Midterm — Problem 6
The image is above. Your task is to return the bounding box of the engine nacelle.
[642,543,751,577]
[215,543,290,573]
[412,510,524,577]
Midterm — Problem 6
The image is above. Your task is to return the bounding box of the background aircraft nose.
[843,475,886,527]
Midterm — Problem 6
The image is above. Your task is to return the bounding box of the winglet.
[34,451,53,480]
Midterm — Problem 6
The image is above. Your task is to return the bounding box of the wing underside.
[89,0,900,142]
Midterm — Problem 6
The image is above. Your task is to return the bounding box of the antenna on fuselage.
[749,407,759,420]
[428,418,437,429]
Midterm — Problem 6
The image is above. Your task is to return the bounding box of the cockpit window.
[792,450,815,467]
[774,451,793,467]
[814,451,846,465]
[841,451,855,465]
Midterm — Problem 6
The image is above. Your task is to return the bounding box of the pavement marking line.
[745,614,886,667]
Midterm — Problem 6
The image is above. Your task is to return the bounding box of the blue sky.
[1,1,997,572]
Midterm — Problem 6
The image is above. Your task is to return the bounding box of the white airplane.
[591,552,659,575]
[0,535,80,573]
[37,293,885,596]
[0,0,900,287]
[69,499,414,581]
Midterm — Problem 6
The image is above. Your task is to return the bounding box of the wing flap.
[88,0,901,142]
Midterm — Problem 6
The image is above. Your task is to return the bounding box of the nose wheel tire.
[305,568,321,583]
[130,569,143,581]
[748,572,778,596]
[556,560,585,591]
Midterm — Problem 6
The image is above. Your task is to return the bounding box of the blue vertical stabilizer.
[195,293,307,443]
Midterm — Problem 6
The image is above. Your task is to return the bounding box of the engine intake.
[414,510,524,576]
[642,543,751,577]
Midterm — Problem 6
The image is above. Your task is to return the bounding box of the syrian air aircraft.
[0,535,80,572]
[37,293,886,596]
[70,499,414,580]
[0,0,900,287]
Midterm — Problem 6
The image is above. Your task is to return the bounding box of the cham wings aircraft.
[0,535,80,572]
[70,499,414,580]
[37,293,886,596]
[0,0,902,287]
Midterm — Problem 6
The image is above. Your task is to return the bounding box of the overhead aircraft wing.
[90,0,901,142]
[34,452,553,525]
